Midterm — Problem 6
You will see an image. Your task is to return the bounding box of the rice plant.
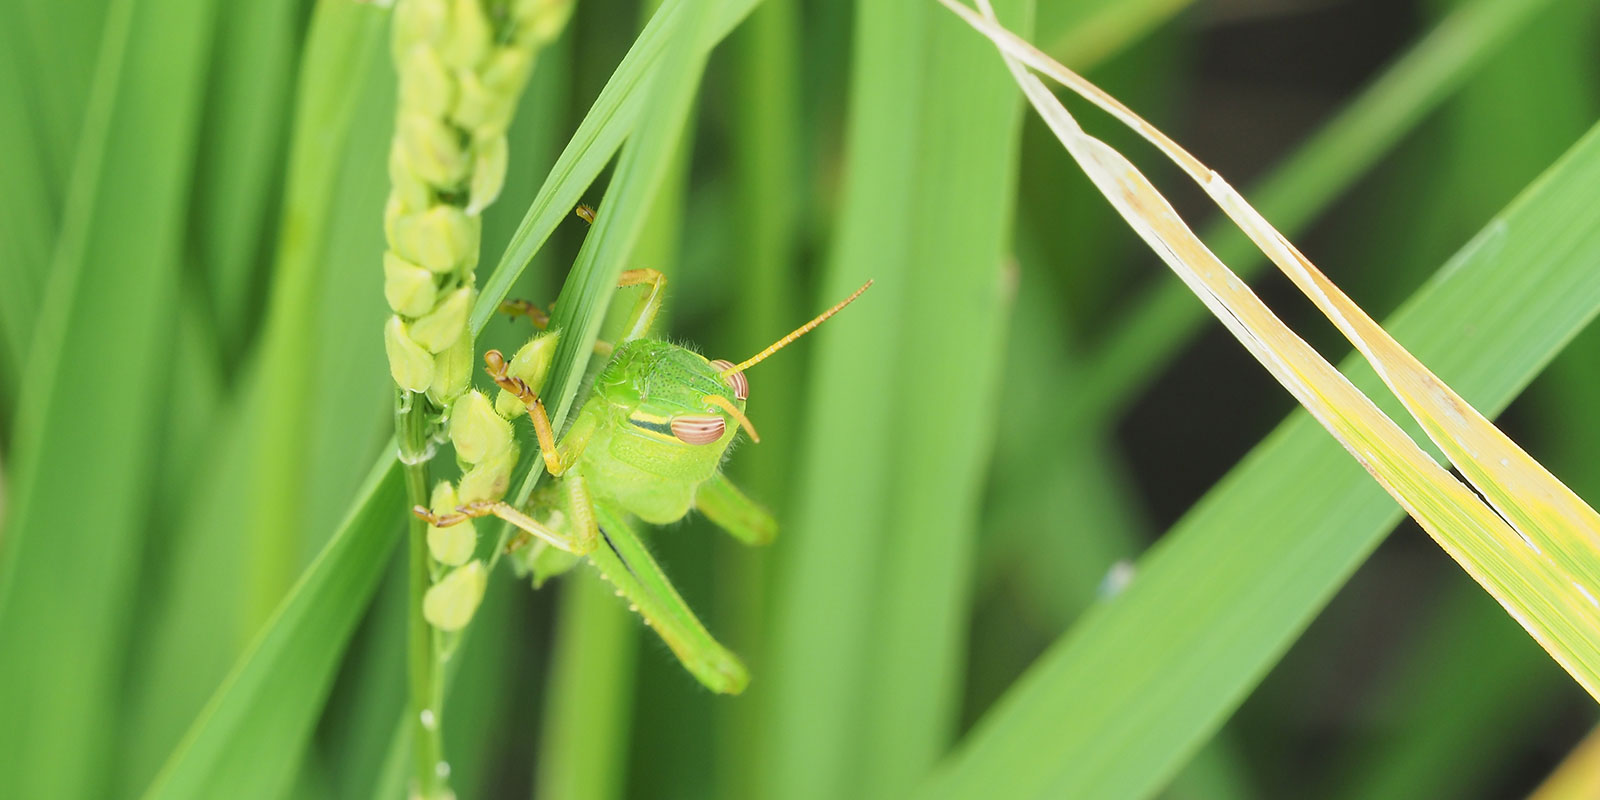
[2,0,1598,798]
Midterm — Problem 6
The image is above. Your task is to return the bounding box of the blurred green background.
[2,0,1600,797]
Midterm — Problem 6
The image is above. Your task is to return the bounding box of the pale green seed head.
[450,389,513,464]
[383,251,438,317]
[391,205,478,273]
[428,334,473,407]
[454,72,517,138]
[450,69,495,134]
[397,113,468,187]
[515,0,575,44]
[387,146,433,211]
[439,0,493,70]
[493,331,559,417]
[430,480,461,512]
[466,135,508,215]
[392,0,448,57]
[409,286,473,352]
[383,193,411,246]
[426,482,476,566]
[397,43,456,118]
[428,524,476,567]
[385,315,435,392]
[493,391,520,421]
[423,560,487,631]
[458,446,516,503]
[480,48,532,97]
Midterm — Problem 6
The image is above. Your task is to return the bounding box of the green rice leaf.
[1068,0,1572,430]
[141,458,405,800]
[755,1,1028,798]
[918,81,1600,800]
[0,0,216,796]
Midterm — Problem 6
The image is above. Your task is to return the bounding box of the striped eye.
[710,359,749,400]
[670,415,726,445]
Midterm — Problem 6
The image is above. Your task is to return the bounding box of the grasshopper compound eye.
[671,415,726,445]
[710,360,749,400]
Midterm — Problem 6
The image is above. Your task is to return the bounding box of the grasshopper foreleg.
[413,500,592,555]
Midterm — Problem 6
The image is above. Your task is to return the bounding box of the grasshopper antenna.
[720,280,874,378]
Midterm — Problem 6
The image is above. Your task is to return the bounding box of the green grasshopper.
[416,264,871,693]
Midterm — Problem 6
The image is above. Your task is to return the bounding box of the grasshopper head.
[596,279,873,449]
[597,340,758,447]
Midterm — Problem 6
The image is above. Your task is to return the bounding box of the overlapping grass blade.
[960,0,1600,696]
[754,1,1027,797]
[932,113,1600,800]
[237,0,388,629]
[141,458,405,800]
[536,577,640,800]
[189,0,302,363]
[750,0,916,794]
[0,0,123,390]
[0,24,54,393]
[14,0,113,195]
[853,2,1030,796]
[0,0,216,796]
[915,6,1600,796]
[1529,726,1600,800]
[1068,0,1569,430]
[716,1,805,796]
[473,0,762,327]
[117,7,391,791]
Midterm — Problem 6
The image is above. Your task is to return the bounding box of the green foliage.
[3,0,1598,798]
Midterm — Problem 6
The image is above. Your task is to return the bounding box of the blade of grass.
[189,0,302,365]
[1529,725,1600,800]
[472,0,764,327]
[536,576,641,800]
[755,1,1027,797]
[716,1,803,796]
[15,0,112,197]
[1067,0,1571,432]
[239,0,387,631]
[1029,7,1600,696]
[917,109,1600,800]
[855,1,1030,796]
[971,3,1600,699]
[315,551,409,800]
[970,0,1600,767]
[1325,8,1600,793]
[751,0,917,792]
[0,25,54,397]
[114,9,393,790]
[141,457,405,800]
[0,0,216,796]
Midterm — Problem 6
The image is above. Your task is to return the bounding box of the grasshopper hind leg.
[584,501,749,694]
